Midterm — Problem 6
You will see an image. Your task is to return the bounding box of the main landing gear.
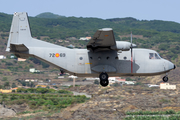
[162,76,168,82]
[99,72,109,87]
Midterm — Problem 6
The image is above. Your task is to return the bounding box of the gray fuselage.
[25,39,174,77]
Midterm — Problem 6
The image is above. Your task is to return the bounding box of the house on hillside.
[0,87,18,93]
[68,75,78,78]
[86,77,99,80]
[18,58,26,61]
[35,85,47,88]
[160,83,176,90]
[67,44,75,48]
[79,37,91,40]
[10,55,15,59]
[0,55,6,59]
[29,68,40,73]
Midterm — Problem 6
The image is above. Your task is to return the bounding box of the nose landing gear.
[162,76,168,82]
[99,72,109,87]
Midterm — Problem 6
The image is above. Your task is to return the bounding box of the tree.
[42,62,50,68]
[12,83,17,88]
[4,82,10,89]
[21,81,26,86]
[0,85,3,89]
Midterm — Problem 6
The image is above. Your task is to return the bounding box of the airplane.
[6,12,176,87]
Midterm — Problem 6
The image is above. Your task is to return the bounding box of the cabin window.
[79,57,83,60]
[124,57,127,60]
[149,53,160,59]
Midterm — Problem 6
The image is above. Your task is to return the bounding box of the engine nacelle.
[111,41,136,51]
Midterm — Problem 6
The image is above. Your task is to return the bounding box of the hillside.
[35,12,66,19]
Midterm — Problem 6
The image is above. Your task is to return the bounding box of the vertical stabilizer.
[6,12,32,51]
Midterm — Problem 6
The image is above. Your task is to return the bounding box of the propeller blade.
[131,32,132,45]
[131,32,133,73]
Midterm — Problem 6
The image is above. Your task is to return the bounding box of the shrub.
[10,94,17,100]
[94,80,99,85]
[58,90,72,94]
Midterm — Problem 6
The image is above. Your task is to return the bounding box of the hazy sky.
[1,0,180,23]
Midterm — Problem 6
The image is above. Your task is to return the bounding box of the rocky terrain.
[57,84,180,120]
[0,104,16,118]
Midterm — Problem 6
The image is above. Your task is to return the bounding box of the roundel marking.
[55,53,60,58]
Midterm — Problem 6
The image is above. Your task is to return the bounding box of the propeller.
[130,32,133,74]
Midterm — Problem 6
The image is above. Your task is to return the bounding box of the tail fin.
[6,12,32,52]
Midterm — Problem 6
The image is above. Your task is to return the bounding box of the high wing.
[87,28,116,52]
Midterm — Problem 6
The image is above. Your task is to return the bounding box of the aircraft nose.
[168,61,175,70]
[174,65,176,69]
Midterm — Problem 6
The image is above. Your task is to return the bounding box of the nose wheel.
[163,76,168,82]
[99,72,109,87]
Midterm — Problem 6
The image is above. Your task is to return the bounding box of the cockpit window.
[155,53,160,59]
[149,53,160,59]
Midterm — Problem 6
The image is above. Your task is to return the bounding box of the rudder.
[6,12,32,52]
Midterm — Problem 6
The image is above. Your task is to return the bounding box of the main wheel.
[100,80,109,87]
[163,76,168,82]
[99,72,108,81]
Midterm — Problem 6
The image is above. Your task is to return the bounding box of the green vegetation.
[0,89,88,111]
[125,110,180,120]
[94,80,99,85]
[124,115,180,120]
[16,88,73,94]
[2,77,7,81]
[3,81,10,89]
[126,110,176,115]
[17,109,44,115]
[28,57,49,68]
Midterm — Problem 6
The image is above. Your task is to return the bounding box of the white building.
[109,77,116,84]
[29,68,40,73]
[10,55,15,59]
[86,77,99,80]
[67,44,75,48]
[148,84,160,88]
[25,79,29,82]
[25,79,35,82]
[68,75,78,78]
[125,81,135,85]
[0,55,6,59]
[160,83,176,90]
[58,76,64,79]
[79,37,91,41]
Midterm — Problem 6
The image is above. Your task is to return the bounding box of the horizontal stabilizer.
[10,44,29,52]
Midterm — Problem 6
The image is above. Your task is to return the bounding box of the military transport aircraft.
[6,12,176,87]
